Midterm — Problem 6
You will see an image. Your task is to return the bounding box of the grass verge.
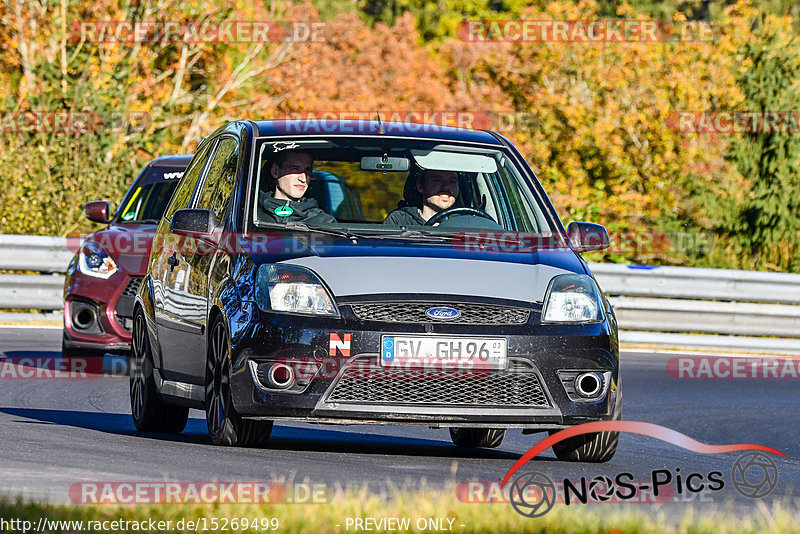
[1,488,798,533]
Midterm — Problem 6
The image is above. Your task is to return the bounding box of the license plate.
[380,336,507,370]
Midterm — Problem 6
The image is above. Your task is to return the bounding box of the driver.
[384,169,459,225]
[258,151,337,224]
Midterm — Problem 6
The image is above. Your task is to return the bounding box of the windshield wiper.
[392,229,458,241]
[254,222,461,242]
[256,221,364,240]
[119,218,160,224]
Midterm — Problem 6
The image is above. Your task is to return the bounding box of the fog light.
[70,300,103,335]
[268,363,295,389]
[575,372,604,398]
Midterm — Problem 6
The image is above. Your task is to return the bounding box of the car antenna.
[376,111,385,135]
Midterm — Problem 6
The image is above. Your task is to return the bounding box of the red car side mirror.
[84,200,111,224]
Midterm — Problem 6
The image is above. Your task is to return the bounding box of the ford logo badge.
[425,307,461,320]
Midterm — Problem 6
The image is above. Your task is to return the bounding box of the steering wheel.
[425,206,496,226]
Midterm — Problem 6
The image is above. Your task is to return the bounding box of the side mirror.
[84,200,111,224]
[170,209,220,242]
[567,222,610,253]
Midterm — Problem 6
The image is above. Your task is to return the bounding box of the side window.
[196,137,239,221]
[164,141,215,221]
[326,180,347,217]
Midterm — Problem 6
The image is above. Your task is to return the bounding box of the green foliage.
[720,15,800,271]
[358,0,533,41]
[310,0,360,20]
[2,491,800,534]
[595,0,800,27]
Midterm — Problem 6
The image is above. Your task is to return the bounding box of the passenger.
[258,151,337,224]
[384,169,459,225]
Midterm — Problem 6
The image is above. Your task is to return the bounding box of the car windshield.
[115,166,183,223]
[251,137,555,236]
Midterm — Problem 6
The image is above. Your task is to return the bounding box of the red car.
[62,155,192,357]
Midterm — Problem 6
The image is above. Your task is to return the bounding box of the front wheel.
[129,311,189,433]
[549,389,622,463]
[449,428,505,448]
[205,317,273,447]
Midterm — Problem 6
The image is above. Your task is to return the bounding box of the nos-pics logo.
[503,421,782,518]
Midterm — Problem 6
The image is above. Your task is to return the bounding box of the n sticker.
[329,333,351,357]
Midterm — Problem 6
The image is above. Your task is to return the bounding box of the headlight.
[255,264,339,317]
[78,242,118,279]
[541,274,604,323]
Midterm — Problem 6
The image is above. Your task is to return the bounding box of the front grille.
[121,276,143,298]
[349,302,530,325]
[327,365,549,407]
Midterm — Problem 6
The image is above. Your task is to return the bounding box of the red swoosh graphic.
[501,421,785,486]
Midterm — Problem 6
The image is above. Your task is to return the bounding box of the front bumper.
[63,270,143,351]
[228,308,619,428]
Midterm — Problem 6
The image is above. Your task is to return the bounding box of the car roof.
[252,120,503,145]
[134,155,192,186]
[148,154,194,167]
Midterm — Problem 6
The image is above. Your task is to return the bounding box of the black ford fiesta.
[130,119,621,462]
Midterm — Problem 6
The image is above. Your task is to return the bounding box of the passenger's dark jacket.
[258,192,337,225]
[383,206,426,226]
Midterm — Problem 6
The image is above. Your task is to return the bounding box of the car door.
[167,135,240,381]
[153,140,215,379]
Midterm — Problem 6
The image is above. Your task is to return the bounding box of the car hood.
[84,223,157,275]
[245,235,587,303]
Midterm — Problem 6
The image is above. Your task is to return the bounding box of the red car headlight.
[78,242,119,279]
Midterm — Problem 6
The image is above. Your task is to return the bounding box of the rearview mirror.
[84,200,110,224]
[567,222,610,253]
[170,209,220,242]
[361,155,410,171]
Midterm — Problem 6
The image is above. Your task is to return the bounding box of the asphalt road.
[0,326,797,517]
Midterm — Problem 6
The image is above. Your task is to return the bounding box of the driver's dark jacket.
[383,206,426,226]
[258,192,336,225]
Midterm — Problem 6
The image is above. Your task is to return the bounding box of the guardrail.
[0,235,75,311]
[1,235,798,352]
[0,234,76,273]
[591,263,800,339]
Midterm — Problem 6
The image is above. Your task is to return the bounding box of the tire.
[549,389,622,463]
[129,311,189,433]
[449,428,506,448]
[205,317,273,447]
